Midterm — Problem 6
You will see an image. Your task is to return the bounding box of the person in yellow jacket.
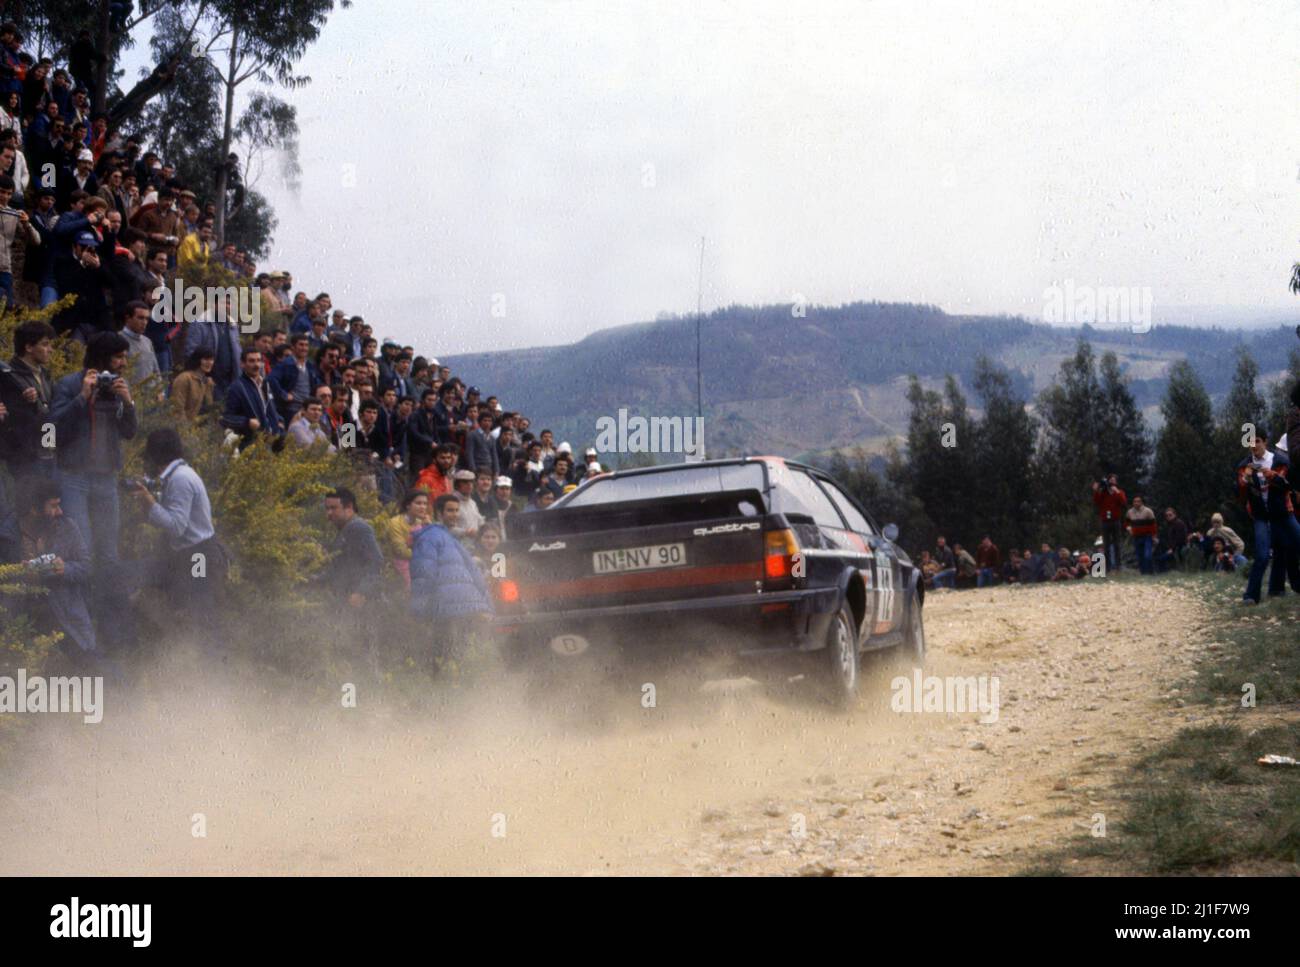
[176,217,214,271]
[381,489,432,589]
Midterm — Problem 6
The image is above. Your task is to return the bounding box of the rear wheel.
[818,602,859,707]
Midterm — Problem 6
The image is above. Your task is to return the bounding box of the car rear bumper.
[494,586,839,656]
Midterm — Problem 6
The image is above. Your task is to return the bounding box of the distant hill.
[443,302,1298,462]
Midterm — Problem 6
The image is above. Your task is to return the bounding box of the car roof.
[586,455,817,482]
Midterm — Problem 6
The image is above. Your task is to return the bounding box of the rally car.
[493,456,925,704]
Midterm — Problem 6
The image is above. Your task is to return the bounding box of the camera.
[119,475,160,495]
[97,371,121,395]
[23,553,60,576]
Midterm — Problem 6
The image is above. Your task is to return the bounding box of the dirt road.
[0,579,1211,875]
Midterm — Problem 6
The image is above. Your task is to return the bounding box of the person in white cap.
[71,147,98,195]
[450,468,483,539]
[575,446,602,482]
[488,475,516,538]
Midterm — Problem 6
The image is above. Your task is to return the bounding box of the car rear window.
[777,468,847,529]
[562,463,767,508]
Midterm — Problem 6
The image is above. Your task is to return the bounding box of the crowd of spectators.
[917,453,1300,604]
[0,21,614,673]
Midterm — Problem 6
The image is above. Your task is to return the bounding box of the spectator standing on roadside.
[1090,473,1127,572]
[409,493,493,668]
[49,332,136,574]
[131,428,226,638]
[324,488,385,640]
[1125,495,1157,575]
[1237,426,1300,604]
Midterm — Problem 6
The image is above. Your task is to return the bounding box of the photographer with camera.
[1090,473,1127,572]
[49,331,136,564]
[18,478,98,663]
[48,332,136,645]
[129,428,226,636]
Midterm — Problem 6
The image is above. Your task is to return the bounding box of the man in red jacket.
[1092,473,1128,573]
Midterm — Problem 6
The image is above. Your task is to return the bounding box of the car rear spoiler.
[506,487,769,541]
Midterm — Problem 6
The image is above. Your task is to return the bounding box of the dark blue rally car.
[494,456,925,703]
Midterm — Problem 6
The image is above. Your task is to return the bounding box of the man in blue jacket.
[185,303,242,400]
[221,348,283,445]
[269,332,321,421]
[465,408,499,478]
[410,493,493,669]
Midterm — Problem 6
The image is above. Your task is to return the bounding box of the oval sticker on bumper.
[549,633,590,656]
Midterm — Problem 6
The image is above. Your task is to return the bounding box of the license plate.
[592,542,686,574]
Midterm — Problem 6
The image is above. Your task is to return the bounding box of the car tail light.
[497,579,520,604]
[764,528,799,581]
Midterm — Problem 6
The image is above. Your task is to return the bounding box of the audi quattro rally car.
[493,456,925,703]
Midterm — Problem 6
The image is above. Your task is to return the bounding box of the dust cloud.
[0,628,939,876]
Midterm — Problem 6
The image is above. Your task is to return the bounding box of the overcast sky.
[134,0,1300,353]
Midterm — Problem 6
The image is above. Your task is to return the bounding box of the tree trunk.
[214,22,239,244]
[92,0,112,116]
